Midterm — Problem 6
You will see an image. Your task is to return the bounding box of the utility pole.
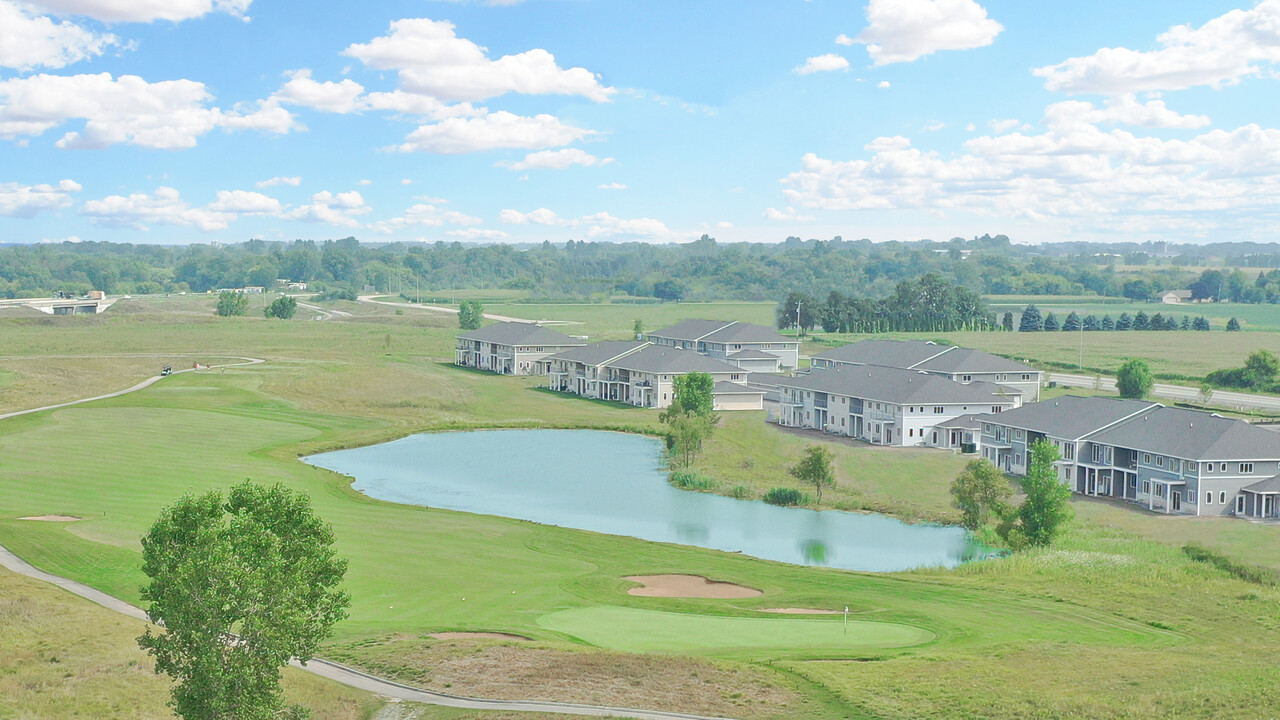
[795,299,802,337]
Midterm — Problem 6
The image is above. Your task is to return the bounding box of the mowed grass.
[481,301,778,341]
[5,308,1280,717]
[537,607,934,655]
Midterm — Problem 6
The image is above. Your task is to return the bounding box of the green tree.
[263,295,297,319]
[950,459,1012,533]
[1226,317,1241,331]
[1243,350,1280,389]
[1198,383,1214,406]
[1115,312,1133,330]
[138,482,349,720]
[1043,312,1060,331]
[1116,359,1154,399]
[1101,314,1115,331]
[215,291,249,317]
[1061,311,1081,331]
[789,445,836,503]
[1132,311,1150,330]
[1001,311,1014,331]
[1018,304,1043,332]
[458,300,484,330]
[664,413,716,468]
[664,372,716,418]
[1017,440,1072,547]
[632,318,644,340]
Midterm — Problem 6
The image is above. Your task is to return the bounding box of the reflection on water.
[305,429,990,572]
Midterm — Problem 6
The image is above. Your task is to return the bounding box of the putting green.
[537,606,934,655]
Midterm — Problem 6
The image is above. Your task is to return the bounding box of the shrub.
[1183,544,1279,586]
[669,471,717,491]
[729,485,751,499]
[312,287,357,302]
[763,487,809,506]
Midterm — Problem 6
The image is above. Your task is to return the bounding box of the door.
[1172,491,1181,512]
[1266,495,1276,518]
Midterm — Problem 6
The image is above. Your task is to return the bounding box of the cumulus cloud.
[778,100,1280,236]
[397,110,595,153]
[81,186,234,231]
[367,202,481,234]
[498,207,562,225]
[796,54,850,75]
[878,81,891,89]
[0,179,80,218]
[763,206,815,222]
[272,69,365,113]
[281,190,371,228]
[206,189,281,214]
[1034,1,1280,94]
[835,33,855,46]
[855,0,1003,65]
[446,228,509,239]
[38,235,81,243]
[500,148,614,170]
[26,0,252,23]
[343,18,614,103]
[497,207,670,239]
[0,73,296,149]
[357,179,372,185]
[0,1,119,71]
[598,182,626,190]
[256,175,301,188]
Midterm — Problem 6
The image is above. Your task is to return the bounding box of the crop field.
[3,298,1280,719]
[985,295,1280,333]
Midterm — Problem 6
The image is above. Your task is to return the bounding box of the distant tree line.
[1012,305,1216,332]
[778,273,994,334]
[4,234,1280,304]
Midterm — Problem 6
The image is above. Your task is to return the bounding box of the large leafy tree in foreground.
[139,482,349,720]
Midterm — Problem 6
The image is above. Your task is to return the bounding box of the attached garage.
[712,381,766,411]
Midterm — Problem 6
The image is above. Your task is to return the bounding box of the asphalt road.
[1047,372,1280,413]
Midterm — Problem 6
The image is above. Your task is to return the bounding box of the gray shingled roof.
[728,348,779,359]
[1243,475,1280,494]
[915,347,1038,374]
[458,321,586,347]
[773,366,1019,406]
[547,340,647,366]
[714,381,765,395]
[702,322,792,344]
[937,413,983,429]
[971,395,1156,440]
[647,319,735,341]
[814,339,1035,375]
[1089,406,1280,461]
[606,345,744,374]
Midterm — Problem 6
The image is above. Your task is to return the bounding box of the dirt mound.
[624,574,762,598]
[18,515,81,522]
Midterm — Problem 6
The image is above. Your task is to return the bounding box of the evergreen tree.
[1193,316,1211,331]
[1226,317,1242,331]
[1149,312,1165,330]
[1018,304,1043,332]
[1165,315,1179,331]
[1043,312,1060,332]
[1101,314,1115,331]
[1062,311,1081,331]
[1180,315,1191,331]
[1133,311,1150,330]
[1116,312,1133,330]
[1002,311,1014,332]
[1082,314,1100,331]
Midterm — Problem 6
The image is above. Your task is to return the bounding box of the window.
[962,375,972,382]
[1221,463,1228,472]
[1237,496,1246,513]
[1241,463,1254,474]
[992,406,1001,413]
[1143,481,1150,493]
[1205,491,1213,504]
[1016,429,1024,440]
[1186,490,1194,502]
[1220,491,1227,504]
[934,406,945,414]
[1156,456,1164,468]
[1022,374,1031,380]
[1187,461,1197,471]
[1015,454,1022,465]
[1143,453,1151,464]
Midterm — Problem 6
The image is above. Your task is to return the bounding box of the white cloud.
[778,104,1280,237]
[598,182,626,190]
[497,207,669,239]
[0,73,296,149]
[343,18,614,103]
[855,0,1003,65]
[965,122,976,131]
[81,186,234,231]
[989,118,1021,133]
[38,235,81,243]
[716,221,733,228]
[796,54,850,75]
[1034,1,1280,94]
[396,110,595,153]
[281,190,371,228]
[0,1,118,71]
[498,207,562,225]
[357,179,372,185]
[877,81,891,89]
[368,202,481,234]
[924,120,946,131]
[207,189,281,214]
[26,0,252,23]
[256,175,301,188]
[835,33,855,46]
[0,179,80,218]
[763,206,815,222]
[272,69,365,113]
[501,148,614,170]
[446,228,509,239]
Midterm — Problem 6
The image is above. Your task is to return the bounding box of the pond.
[305,429,988,572]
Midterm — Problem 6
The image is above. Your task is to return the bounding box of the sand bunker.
[624,574,762,599]
[18,515,81,522]
[429,632,530,641]
[759,608,842,615]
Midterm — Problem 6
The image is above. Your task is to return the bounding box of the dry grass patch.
[625,574,763,598]
[326,636,800,719]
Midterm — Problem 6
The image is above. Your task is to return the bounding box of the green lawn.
[5,307,1280,718]
[481,301,778,341]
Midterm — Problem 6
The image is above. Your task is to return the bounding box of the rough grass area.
[0,567,380,720]
[327,636,804,720]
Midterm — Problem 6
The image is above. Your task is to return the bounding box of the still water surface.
[305,429,986,572]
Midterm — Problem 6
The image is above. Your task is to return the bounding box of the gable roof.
[773,366,1020,406]
[728,348,779,359]
[547,341,648,366]
[814,339,1036,375]
[914,347,1039,374]
[714,381,766,395]
[1089,406,1280,461]
[458,321,586,347]
[1243,475,1280,494]
[973,395,1156,440]
[606,345,744,374]
[648,319,792,345]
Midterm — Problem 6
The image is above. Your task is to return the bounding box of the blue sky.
[2,0,1279,245]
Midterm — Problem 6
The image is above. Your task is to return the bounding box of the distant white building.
[544,341,762,410]
[455,322,587,375]
[647,319,799,371]
[811,339,1043,402]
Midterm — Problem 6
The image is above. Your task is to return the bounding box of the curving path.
[0,362,740,720]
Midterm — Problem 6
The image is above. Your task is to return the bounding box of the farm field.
[984,295,1280,333]
[3,300,1280,718]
